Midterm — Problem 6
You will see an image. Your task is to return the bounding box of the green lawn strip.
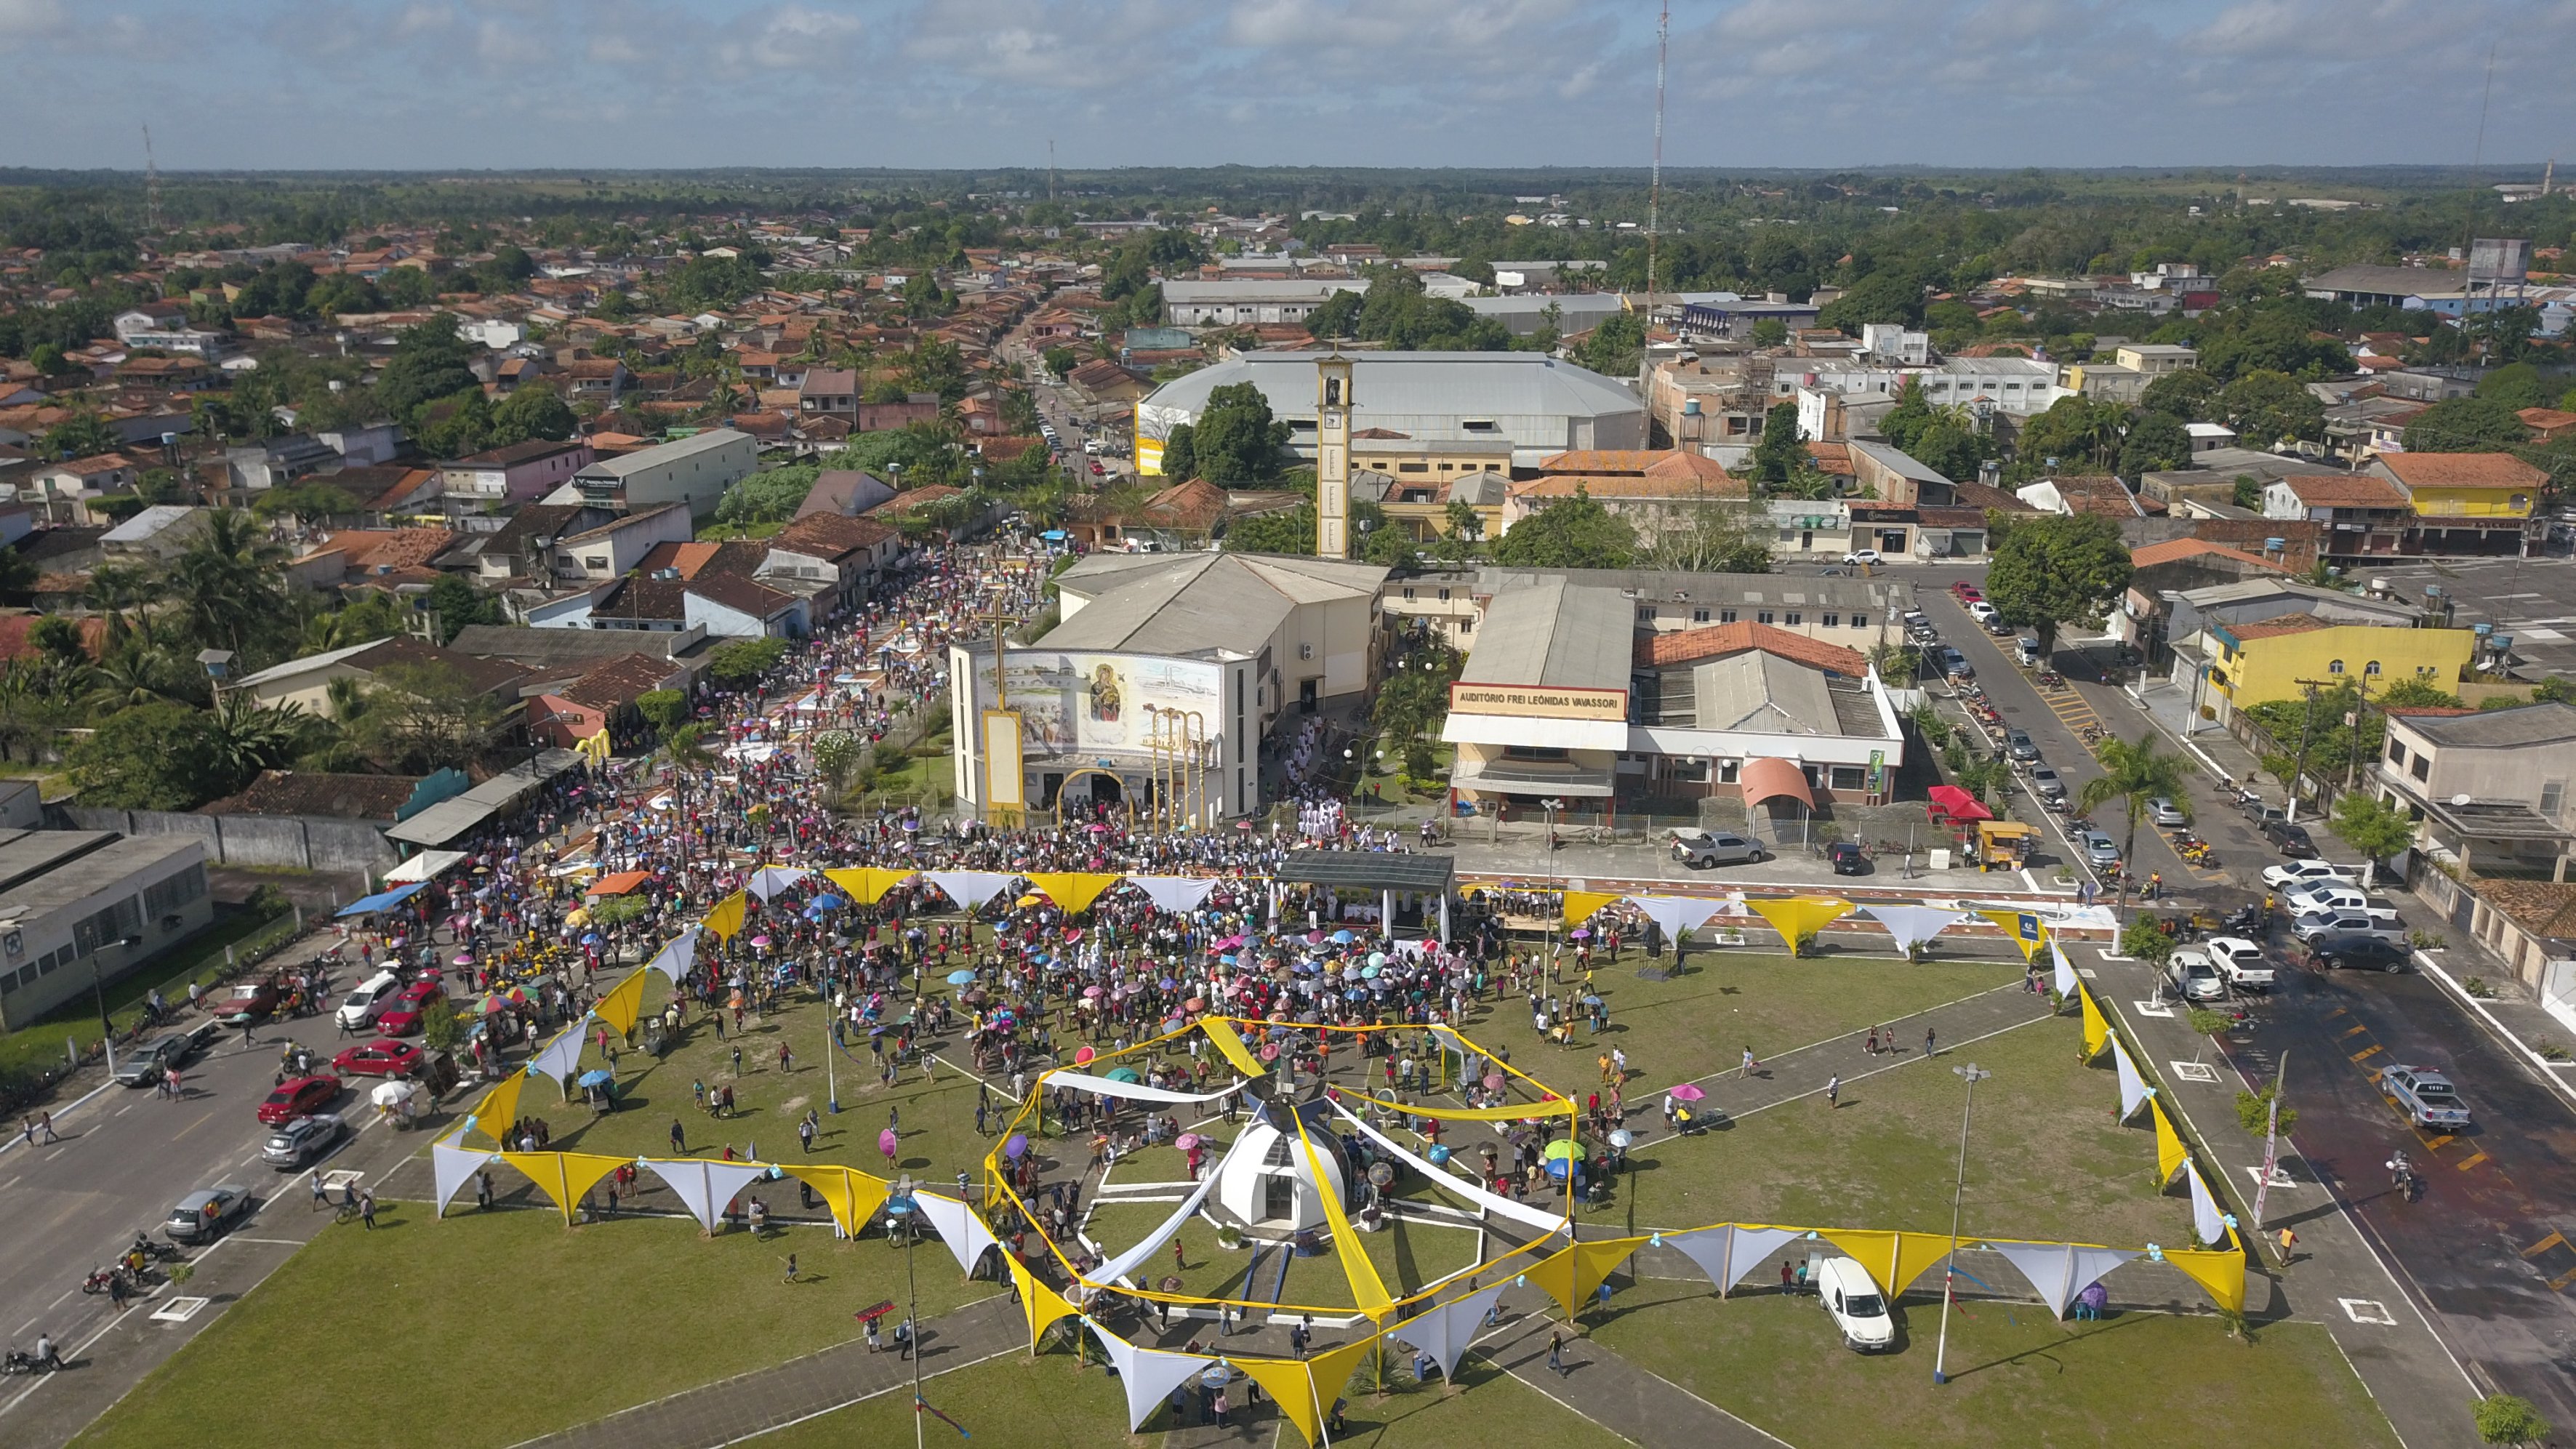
[1080,1202,1274,1304]
[750,1340,1626,1449]
[73,1203,995,1449]
[1612,1011,2183,1245]
[1592,1281,2400,1449]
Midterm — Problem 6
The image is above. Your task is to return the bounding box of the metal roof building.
[1134,351,1645,475]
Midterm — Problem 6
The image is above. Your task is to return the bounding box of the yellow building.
[2372,451,2545,519]
[2202,614,2476,716]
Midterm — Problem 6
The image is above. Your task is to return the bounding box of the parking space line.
[2340,1024,2370,1039]
[2349,1044,2383,1063]
[2453,1152,2489,1171]
[2521,1232,2567,1259]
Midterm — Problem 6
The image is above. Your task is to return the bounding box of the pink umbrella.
[1482,1073,1505,1091]
[452,952,475,965]
[878,1128,899,1163]
[1668,1083,1706,1101]
[1083,985,1105,999]
[1075,1045,1096,1064]
[1175,1133,1203,1150]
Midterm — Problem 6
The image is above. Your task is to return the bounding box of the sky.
[4,0,2572,173]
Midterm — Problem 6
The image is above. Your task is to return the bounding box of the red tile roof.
[2375,452,2548,489]
[1637,621,1870,675]
[2127,537,2289,573]
[2282,474,2410,508]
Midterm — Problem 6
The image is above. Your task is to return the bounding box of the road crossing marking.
[2348,1043,2383,1063]
[2453,1152,2489,1171]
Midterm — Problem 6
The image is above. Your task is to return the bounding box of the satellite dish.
[2450,794,2473,808]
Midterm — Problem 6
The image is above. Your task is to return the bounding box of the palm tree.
[207,693,320,792]
[2077,735,2191,905]
[167,509,289,659]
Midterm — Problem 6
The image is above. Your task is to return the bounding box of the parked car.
[2078,829,2120,868]
[2016,638,2043,667]
[2291,910,2382,944]
[2204,936,2274,991]
[2148,796,2188,828]
[2306,932,2410,971]
[211,982,281,1027]
[2378,1065,2472,1130]
[2242,801,2287,828]
[1937,648,1973,679]
[262,1112,347,1170]
[2166,950,2228,1003]
[2005,728,2038,762]
[1951,582,1983,603]
[1816,1256,1895,1352]
[2029,767,2066,802]
[1842,548,1881,566]
[332,1040,424,1078]
[1826,840,1869,875]
[2262,860,2354,891]
[376,981,446,1037]
[114,1021,220,1087]
[1966,600,2000,625]
[1901,609,1929,631]
[257,1073,341,1126]
[1670,830,1765,868]
[336,971,403,1030]
[2261,819,2317,857]
[2284,883,2368,917]
[164,1182,254,1245]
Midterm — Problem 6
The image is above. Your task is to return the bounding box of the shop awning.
[1926,784,1993,822]
[1740,757,1815,811]
[586,870,653,897]
[335,882,427,918]
[382,849,467,886]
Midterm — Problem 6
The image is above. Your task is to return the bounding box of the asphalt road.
[2228,950,2576,1430]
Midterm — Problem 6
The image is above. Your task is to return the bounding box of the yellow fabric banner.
[1004,1255,1083,1354]
[1025,872,1124,915]
[701,890,750,942]
[1198,1018,1269,1079]
[467,1075,526,1147]
[781,1164,892,1237]
[499,1151,630,1225]
[2164,1242,2248,1316]
[1293,1115,1392,1313]
[592,969,651,1038]
[1237,1333,1381,1448]
[823,867,920,906]
[1747,896,1853,952]
[2151,1099,2188,1187]
[1819,1227,1901,1294]
[1331,1088,1570,1122]
[1893,1230,1965,1299]
[1571,1235,1648,1305]
[1977,908,2050,962]
[1560,890,1624,928]
[2079,984,2111,1061]
[1519,1243,1581,1317]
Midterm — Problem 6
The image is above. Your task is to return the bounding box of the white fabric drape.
[638,1157,772,1233]
[924,871,1019,911]
[2187,1163,2228,1245]
[1990,1240,2140,1318]
[1624,894,1727,943]
[432,1143,496,1215]
[1861,904,1967,955]
[526,1027,587,1086]
[909,1190,1003,1277]
[1389,1283,1503,1384]
[1126,876,1220,915]
[747,866,808,902]
[2050,940,2079,999]
[385,849,468,885]
[1333,1103,1568,1234]
[1046,1071,1243,1105]
[645,931,698,985]
[2111,1036,2151,1121]
[1659,1224,1736,1290]
[1091,1320,1219,1430]
[1091,1150,1229,1286]
[1706,1224,1804,1293]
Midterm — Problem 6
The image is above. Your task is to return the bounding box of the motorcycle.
[2223,904,2265,934]
[129,1234,180,1265]
[1,1346,61,1376]
[2035,670,2064,687]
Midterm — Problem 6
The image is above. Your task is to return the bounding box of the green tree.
[1816,273,1925,332]
[1192,382,1285,485]
[2121,915,2177,966]
[1878,380,1938,452]
[168,509,289,659]
[2119,411,2193,478]
[2215,369,2325,446]
[1573,310,1645,377]
[1157,424,1197,483]
[0,544,35,601]
[375,315,481,421]
[1750,318,1789,348]
[1221,505,1316,555]
[2014,396,2127,472]
[39,412,119,459]
[422,573,503,645]
[2402,396,2531,454]
[2328,792,2417,888]
[1748,401,1806,485]
[2472,362,2550,412]
[1304,289,1365,340]
[1912,420,1994,483]
[2231,475,2263,510]
[351,660,512,774]
[1983,513,2132,651]
[1041,345,1079,378]
[707,636,789,688]
[715,463,822,527]
[2474,1394,2551,1447]
[2375,677,2465,708]
[634,689,688,739]
[2077,734,2191,896]
[1492,485,1637,569]
[68,701,237,809]
[2140,368,2221,422]
[489,385,577,444]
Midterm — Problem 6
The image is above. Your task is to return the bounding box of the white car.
[2205,937,2274,992]
[1815,1256,1894,1352]
[2166,950,2228,1002]
[1842,549,1881,566]
[2284,883,2367,917]
[2261,859,2353,891]
[1967,601,2000,624]
[336,971,402,1030]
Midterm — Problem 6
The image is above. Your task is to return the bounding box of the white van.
[2016,638,2043,667]
[1816,1256,1895,1352]
[337,971,402,1030]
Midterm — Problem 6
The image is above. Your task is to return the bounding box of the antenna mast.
[1048,139,1056,203]
[1645,0,1668,304]
[142,124,162,234]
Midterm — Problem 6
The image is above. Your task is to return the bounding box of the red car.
[376,982,446,1037]
[1088,460,1105,475]
[1951,581,1984,603]
[257,1073,341,1125]
[332,1040,423,1078]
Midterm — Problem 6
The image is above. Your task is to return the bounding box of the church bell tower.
[1315,350,1353,561]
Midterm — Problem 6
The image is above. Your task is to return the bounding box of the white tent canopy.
[640,1158,773,1234]
[384,849,469,886]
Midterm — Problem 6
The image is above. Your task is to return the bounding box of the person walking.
[1826,1075,1841,1109]
[1546,1332,1568,1376]
[670,1117,687,1154]
[359,1189,377,1231]
[782,1253,798,1284]
[2275,1226,2298,1267]
[310,1170,329,1212]
[39,1112,57,1144]
[1923,1027,1937,1059]
[1740,1045,1760,1077]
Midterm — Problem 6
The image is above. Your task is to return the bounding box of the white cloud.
[0,0,68,36]
[725,4,864,71]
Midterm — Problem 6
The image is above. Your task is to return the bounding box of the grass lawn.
[1607,1012,2186,1245]
[73,1201,997,1449]
[751,1344,1627,1449]
[1592,1280,2399,1449]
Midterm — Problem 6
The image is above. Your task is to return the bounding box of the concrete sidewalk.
[1475,1295,1785,1449]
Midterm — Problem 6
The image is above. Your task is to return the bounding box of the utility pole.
[1932,1061,1991,1386]
[2250,1050,2289,1254]
[1047,139,1056,204]
[2284,679,2322,824]
[142,124,162,234]
[2343,673,2373,792]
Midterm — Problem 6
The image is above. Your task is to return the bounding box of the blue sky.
[4,0,2570,172]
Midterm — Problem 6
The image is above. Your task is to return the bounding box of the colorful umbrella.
[1104,1067,1143,1083]
[1003,1133,1029,1160]
[1668,1083,1706,1101]
[1175,1133,1203,1150]
[1075,1045,1096,1064]
[578,1068,614,1087]
[809,894,847,912]
[946,970,978,986]
[878,1128,899,1160]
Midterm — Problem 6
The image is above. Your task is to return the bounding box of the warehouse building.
[0,831,214,1030]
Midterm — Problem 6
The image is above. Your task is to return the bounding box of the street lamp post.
[1933,1061,1992,1385]
[1541,796,1565,955]
[886,1174,924,1449]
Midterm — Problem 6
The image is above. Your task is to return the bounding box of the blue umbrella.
[580,931,602,945]
[1360,963,1381,979]
[809,894,847,912]
[946,969,978,986]
[577,1068,614,1087]
[1331,929,1356,944]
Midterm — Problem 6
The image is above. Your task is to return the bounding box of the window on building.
[1401,587,1416,601]
[2411,755,2430,781]
[1637,606,1656,623]
[1502,745,1569,762]
[1785,611,1802,626]
[2387,740,2406,766]
[1823,613,1840,628]
[1692,608,1711,624]
[1437,587,1451,601]
[1459,617,1473,633]
[1720,609,1738,624]
[1665,759,1709,782]
[2364,660,2381,676]
[1398,462,1429,473]
[2543,782,2566,819]
[1718,760,1741,783]
[2417,665,2436,678]
[1756,611,1774,625]
[1852,613,1870,628]
[1830,765,1867,791]
[2327,659,2345,675]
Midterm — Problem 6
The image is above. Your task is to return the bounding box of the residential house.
[796,369,858,419]
[523,652,686,752]
[566,428,760,519]
[2519,409,2576,445]
[470,503,617,586]
[2259,473,2416,559]
[756,513,902,619]
[580,574,807,638]
[99,505,213,561]
[794,468,895,518]
[1504,451,1748,539]
[23,454,140,523]
[220,435,339,494]
[1846,441,1954,508]
[563,358,631,405]
[2187,610,2475,721]
[2367,451,2546,558]
[229,636,531,719]
[2376,703,2576,884]
[284,527,456,593]
[2016,476,2146,518]
[549,502,696,582]
[2111,538,2295,662]
[1068,358,1147,404]
[440,438,595,511]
